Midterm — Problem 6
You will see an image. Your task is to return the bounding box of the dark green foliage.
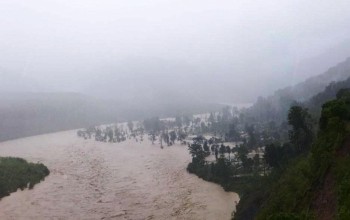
[186,157,237,191]
[264,143,294,168]
[253,91,350,219]
[177,129,187,141]
[246,124,257,149]
[256,156,314,219]
[192,135,206,144]
[237,145,248,163]
[288,106,313,154]
[188,143,206,165]
[335,157,350,219]
[203,141,210,156]
[267,213,310,220]
[219,144,226,157]
[307,77,350,116]
[235,90,350,220]
[226,146,232,159]
[226,123,239,141]
[336,88,350,100]
[0,157,49,198]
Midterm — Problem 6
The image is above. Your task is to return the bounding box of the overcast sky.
[1,0,350,102]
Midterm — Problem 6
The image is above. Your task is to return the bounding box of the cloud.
[0,0,350,102]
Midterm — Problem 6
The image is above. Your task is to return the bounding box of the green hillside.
[235,89,350,219]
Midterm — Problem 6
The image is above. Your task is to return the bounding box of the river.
[0,130,239,220]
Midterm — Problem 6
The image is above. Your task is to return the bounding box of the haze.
[1,0,350,103]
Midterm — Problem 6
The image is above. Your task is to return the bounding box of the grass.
[0,157,50,198]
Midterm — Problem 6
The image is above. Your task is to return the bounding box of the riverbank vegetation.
[0,157,49,198]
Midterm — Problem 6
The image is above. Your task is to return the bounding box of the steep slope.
[306,77,350,115]
[255,91,350,219]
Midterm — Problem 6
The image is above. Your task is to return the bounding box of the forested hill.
[277,57,350,101]
[256,90,350,219]
[307,77,350,115]
[246,57,350,123]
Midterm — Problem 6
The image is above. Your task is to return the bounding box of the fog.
[2,2,350,219]
[1,0,350,104]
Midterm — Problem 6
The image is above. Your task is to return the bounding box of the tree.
[336,88,350,99]
[107,128,114,142]
[193,135,206,145]
[208,112,215,124]
[226,146,231,160]
[237,145,248,164]
[169,131,177,144]
[162,131,170,146]
[219,144,226,158]
[150,132,156,144]
[175,116,183,128]
[188,143,205,165]
[288,106,313,154]
[144,117,161,133]
[253,153,260,171]
[227,123,239,141]
[177,129,187,141]
[264,143,283,168]
[222,106,232,122]
[214,157,232,180]
[203,141,210,156]
[201,122,207,133]
[245,124,257,149]
[127,120,134,132]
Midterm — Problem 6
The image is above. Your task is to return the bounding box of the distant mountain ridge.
[246,57,350,123]
[275,57,350,101]
[0,93,120,141]
[292,40,350,83]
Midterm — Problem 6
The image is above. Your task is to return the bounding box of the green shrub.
[0,157,50,198]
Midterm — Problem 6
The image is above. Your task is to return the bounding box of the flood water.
[0,131,239,220]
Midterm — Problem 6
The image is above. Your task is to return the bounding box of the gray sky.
[1,0,350,102]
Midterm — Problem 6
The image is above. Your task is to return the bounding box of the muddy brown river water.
[0,131,239,220]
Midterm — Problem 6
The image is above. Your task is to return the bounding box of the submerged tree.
[203,141,210,156]
[169,131,177,144]
[188,143,206,165]
[175,116,183,128]
[226,145,231,160]
[127,120,134,132]
[219,144,226,158]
